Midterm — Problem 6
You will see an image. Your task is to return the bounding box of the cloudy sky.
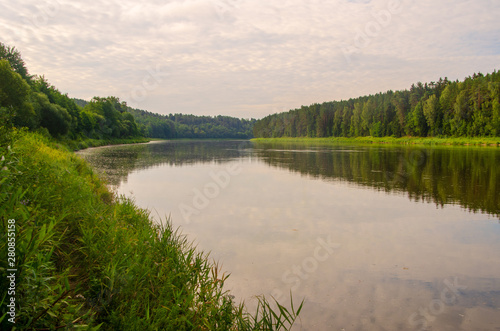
[1,0,499,118]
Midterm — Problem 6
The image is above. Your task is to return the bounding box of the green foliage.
[493,97,500,136]
[254,72,500,139]
[1,41,253,144]
[0,106,15,147]
[0,42,143,143]
[0,59,36,129]
[252,136,500,147]
[423,94,439,135]
[73,98,89,108]
[31,92,72,137]
[129,108,256,139]
[0,42,30,81]
[0,130,302,330]
[127,108,176,139]
[235,294,303,330]
[406,101,427,136]
[82,97,140,139]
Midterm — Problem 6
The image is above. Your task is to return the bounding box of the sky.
[1,0,499,119]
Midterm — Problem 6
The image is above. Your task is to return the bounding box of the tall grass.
[0,130,302,330]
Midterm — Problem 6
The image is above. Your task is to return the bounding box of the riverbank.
[0,130,301,330]
[251,136,500,146]
[61,136,151,151]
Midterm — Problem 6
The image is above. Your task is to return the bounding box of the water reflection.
[252,142,500,218]
[77,140,253,187]
[79,140,500,217]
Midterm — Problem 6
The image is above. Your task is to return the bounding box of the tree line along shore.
[253,71,500,140]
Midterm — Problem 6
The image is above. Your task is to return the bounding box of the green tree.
[32,92,72,136]
[423,94,439,136]
[316,105,327,137]
[492,98,500,136]
[252,70,499,139]
[0,42,30,81]
[361,99,375,135]
[342,106,352,137]
[391,91,409,136]
[0,59,36,129]
[406,101,427,136]
[351,102,363,136]
[79,109,98,136]
[439,83,459,135]
[369,121,382,137]
[452,89,471,136]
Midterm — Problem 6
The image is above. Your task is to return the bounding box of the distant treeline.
[253,71,500,138]
[127,108,256,139]
[0,42,254,142]
[73,99,255,139]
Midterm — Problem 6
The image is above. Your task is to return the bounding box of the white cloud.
[1,0,499,118]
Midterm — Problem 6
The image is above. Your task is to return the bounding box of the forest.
[74,99,255,140]
[0,42,254,143]
[253,72,500,138]
[127,108,255,139]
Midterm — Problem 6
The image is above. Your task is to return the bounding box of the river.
[77,140,500,330]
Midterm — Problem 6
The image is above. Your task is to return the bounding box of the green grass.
[251,136,500,147]
[0,130,302,330]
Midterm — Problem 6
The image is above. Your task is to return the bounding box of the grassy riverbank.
[251,136,500,146]
[59,136,151,151]
[0,130,301,330]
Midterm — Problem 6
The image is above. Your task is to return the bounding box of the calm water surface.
[78,140,500,330]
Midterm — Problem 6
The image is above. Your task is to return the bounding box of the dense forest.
[0,42,254,143]
[127,108,255,139]
[253,72,500,138]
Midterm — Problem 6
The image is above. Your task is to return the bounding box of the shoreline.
[71,138,253,152]
[251,136,500,147]
[65,137,151,151]
[73,138,158,152]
